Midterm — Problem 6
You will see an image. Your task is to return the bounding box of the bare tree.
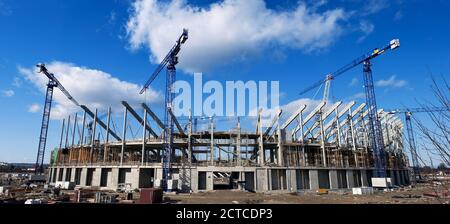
[413,76,450,166]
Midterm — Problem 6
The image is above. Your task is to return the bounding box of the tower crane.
[139,29,188,191]
[35,64,80,175]
[385,107,449,181]
[298,39,401,177]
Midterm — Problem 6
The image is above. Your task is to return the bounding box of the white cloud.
[126,0,347,72]
[394,10,403,21]
[375,75,407,88]
[19,62,161,120]
[28,103,41,113]
[2,89,14,97]
[349,77,358,87]
[12,77,22,87]
[0,1,12,16]
[349,92,365,100]
[362,0,389,16]
[357,20,374,42]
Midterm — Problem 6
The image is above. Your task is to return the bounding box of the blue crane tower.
[139,29,188,191]
[298,39,401,177]
[35,64,80,175]
[385,107,449,181]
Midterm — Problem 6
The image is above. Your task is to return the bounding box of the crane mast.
[298,39,400,178]
[363,60,386,177]
[35,64,80,175]
[140,29,188,191]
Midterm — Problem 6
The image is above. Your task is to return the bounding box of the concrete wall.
[309,170,319,190]
[49,166,411,193]
[255,168,268,192]
[346,170,355,188]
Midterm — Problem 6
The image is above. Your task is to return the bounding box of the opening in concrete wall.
[367,171,373,186]
[318,170,330,189]
[213,172,233,190]
[244,172,255,192]
[86,168,95,186]
[118,168,132,184]
[354,170,362,187]
[51,168,56,183]
[100,168,112,187]
[65,168,72,182]
[198,172,207,190]
[58,168,64,181]
[74,168,82,185]
[296,170,310,190]
[271,169,287,190]
[337,170,347,188]
[139,168,154,188]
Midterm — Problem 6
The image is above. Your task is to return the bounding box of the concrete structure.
[48,101,411,193]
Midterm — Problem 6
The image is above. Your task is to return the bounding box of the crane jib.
[298,39,400,96]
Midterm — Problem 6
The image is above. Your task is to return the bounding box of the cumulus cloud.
[19,62,161,120]
[375,75,407,88]
[12,77,22,87]
[362,0,389,16]
[349,92,366,100]
[28,103,41,113]
[349,77,359,87]
[2,89,14,97]
[126,0,347,72]
[357,20,374,42]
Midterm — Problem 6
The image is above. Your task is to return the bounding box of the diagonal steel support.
[121,101,158,138]
[81,105,121,141]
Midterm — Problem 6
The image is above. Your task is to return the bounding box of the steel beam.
[81,105,121,141]
[142,103,165,130]
[121,101,158,138]
[168,107,185,136]
[292,101,326,135]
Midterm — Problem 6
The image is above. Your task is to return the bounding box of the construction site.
[1,31,449,205]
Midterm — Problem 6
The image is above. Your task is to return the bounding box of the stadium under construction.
[47,100,411,193]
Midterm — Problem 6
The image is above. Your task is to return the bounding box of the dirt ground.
[165,184,449,204]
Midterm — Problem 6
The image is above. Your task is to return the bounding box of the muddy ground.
[165,184,449,204]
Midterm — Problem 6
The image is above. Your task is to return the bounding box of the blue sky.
[0,0,448,165]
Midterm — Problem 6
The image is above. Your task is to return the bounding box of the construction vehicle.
[139,29,189,191]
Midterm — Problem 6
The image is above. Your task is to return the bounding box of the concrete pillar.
[206,171,214,191]
[109,168,119,190]
[309,170,319,190]
[361,170,369,187]
[190,169,198,192]
[47,168,53,183]
[346,170,355,188]
[256,168,269,192]
[406,170,411,185]
[268,169,272,191]
[79,168,87,187]
[155,168,163,180]
[60,168,66,182]
[329,170,339,189]
[92,168,102,187]
[288,169,297,191]
[70,167,76,182]
[394,170,401,186]
[130,168,140,190]
[390,170,396,186]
